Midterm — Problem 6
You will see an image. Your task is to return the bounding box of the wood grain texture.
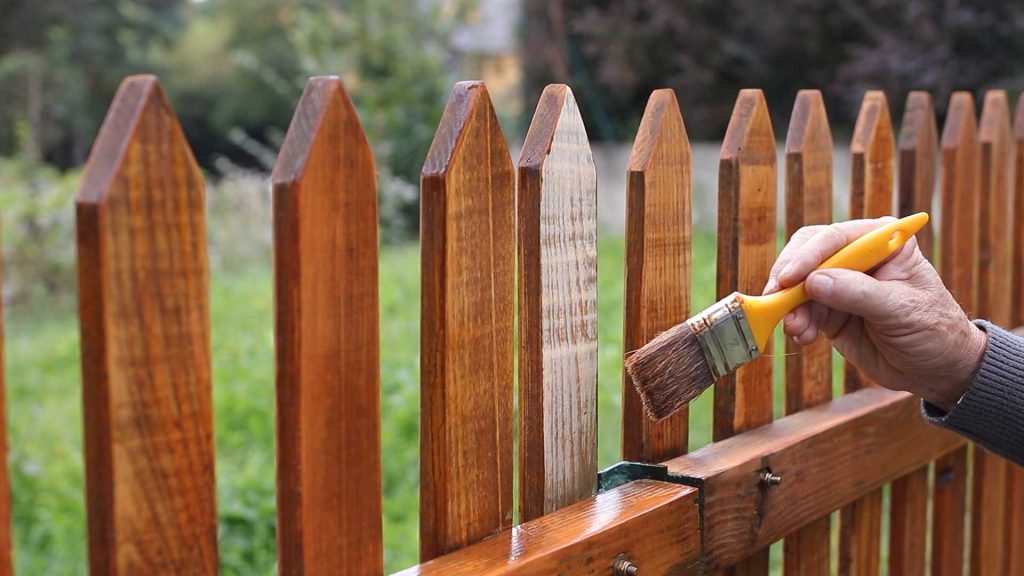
[716,89,776,440]
[1007,92,1024,576]
[75,75,217,575]
[518,84,598,522]
[897,91,938,261]
[272,77,382,575]
[666,388,963,574]
[716,89,776,576]
[887,90,938,576]
[933,91,979,576]
[396,480,701,576]
[782,89,833,576]
[420,81,515,560]
[0,227,10,576]
[839,90,894,576]
[970,89,1012,576]
[622,89,691,462]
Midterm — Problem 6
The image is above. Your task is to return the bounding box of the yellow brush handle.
[739,212,930,351]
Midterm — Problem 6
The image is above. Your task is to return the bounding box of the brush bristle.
[625,322,716,421]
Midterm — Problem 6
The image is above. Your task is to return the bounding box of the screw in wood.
[760,470,782,487]
[613,553,639,575]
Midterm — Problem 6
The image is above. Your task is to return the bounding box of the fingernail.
[808,272,834,297]
[785,312,796,323]
[764,277,778,294]
[780,262,795,280]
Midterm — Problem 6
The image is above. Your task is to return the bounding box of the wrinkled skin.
[764,217,986,411]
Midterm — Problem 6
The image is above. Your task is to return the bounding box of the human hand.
[764,217,986,411]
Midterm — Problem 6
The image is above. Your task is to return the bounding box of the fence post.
[1008,92,1024,576]
[889,90,938,576]
[933,91,979,576]
[622,89,692,462]
[518,84,598,521]
[272,77,383,575]
[839,90,894,576]
[782,89,833,576]
[970,88,1014,576]
[716,88,776,575]
[419,82,515,560]
[75,75,218,574]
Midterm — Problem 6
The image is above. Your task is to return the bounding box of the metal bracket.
[597,461,691,492]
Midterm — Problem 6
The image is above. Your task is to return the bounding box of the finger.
[810,302,830,331]
[805,267,914,323]
[776,217,898,288]
[765,225,824,293]
[818,304,851,340]
[795,323,818,345]
[783,303,812,337]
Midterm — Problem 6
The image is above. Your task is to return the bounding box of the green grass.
[3,232,846,573]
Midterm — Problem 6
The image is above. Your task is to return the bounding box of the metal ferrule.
[685,294,760,380]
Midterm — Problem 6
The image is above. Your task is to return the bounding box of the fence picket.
[933,91,980,576]
[272,77,383,575]
[971,89,1013,576]
[622,89,691,462]
[419,82,515,560]
[716,88,776,575]
[781,89,833,576]
[839,90,894,576]
[75,75,218,574]
[888,90,938,576]
[1008,92,1024,576]
[518,84,598,521]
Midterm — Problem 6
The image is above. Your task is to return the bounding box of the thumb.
[805,268,908,322]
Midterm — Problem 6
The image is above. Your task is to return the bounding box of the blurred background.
[1,0,1024,573]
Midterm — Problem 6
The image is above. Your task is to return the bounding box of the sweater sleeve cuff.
[921,320,1024,464]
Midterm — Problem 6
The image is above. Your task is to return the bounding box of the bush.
[0,157,78,307]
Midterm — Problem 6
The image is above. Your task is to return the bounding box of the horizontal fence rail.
[0,74,1021,574]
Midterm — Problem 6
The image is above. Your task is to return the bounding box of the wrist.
[929,322,986,412]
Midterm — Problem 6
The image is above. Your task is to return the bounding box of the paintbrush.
[626,212,930,420]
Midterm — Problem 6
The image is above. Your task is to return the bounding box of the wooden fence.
[0,73,1021,574]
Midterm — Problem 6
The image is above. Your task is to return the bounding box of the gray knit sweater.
[922,320,1024,465]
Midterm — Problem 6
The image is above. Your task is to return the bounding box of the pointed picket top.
[517,84,598,521]
[939,91,979,315]
[519,84,595,170]
[272,76,375,186]
[78,75,202,205]
[423,81,511,178]
[621,89,692,462]
[850,91,895,219]
[716,88,776,442]
[941,92,979,154]
[271,77,382,575]
[419,81,515,560]
[628,89,691,173]
[786,89,833,158]
[721,89,775,166]
[897,92,938,261]
[76,75,216,574]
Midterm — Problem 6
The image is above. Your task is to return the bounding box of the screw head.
[760,470,782,487]
[613,553,639,575]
